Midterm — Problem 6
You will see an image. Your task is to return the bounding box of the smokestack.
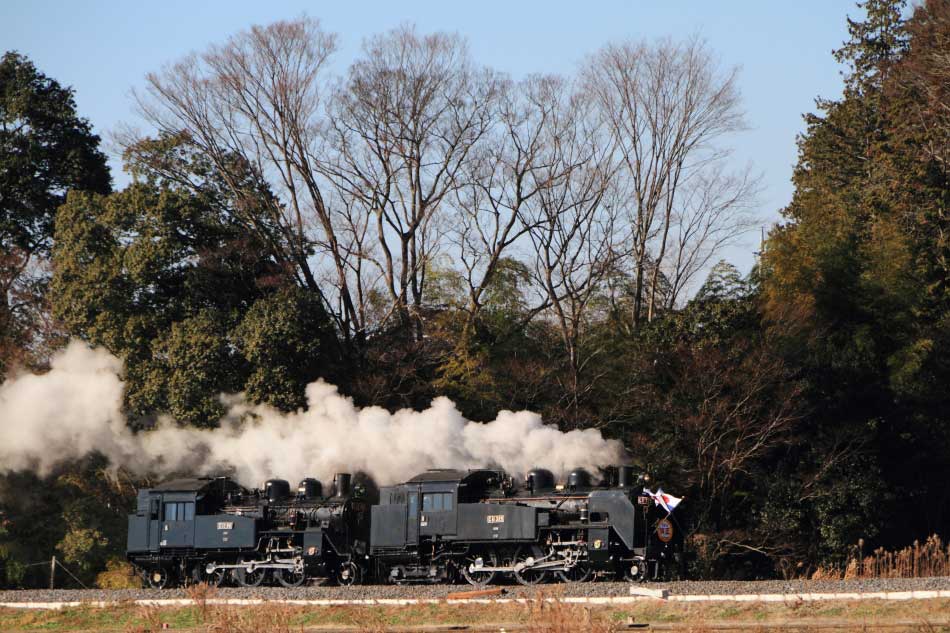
[333,473,352,497]
[617,465,635,488]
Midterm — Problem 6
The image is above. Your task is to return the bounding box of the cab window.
[422,492,453,512]
[164,501,195,521]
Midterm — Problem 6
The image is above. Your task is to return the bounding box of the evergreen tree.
[0,52,110,371]
[763,0,950,554]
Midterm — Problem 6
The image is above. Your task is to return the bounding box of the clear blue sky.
[1,1,864,273]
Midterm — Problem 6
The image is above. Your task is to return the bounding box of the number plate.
[217,521,234,530]
[487,514,505,524]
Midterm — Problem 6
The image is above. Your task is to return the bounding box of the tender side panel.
[194,514,257,549]
[453,503,537,541]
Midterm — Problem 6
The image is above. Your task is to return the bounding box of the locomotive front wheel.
[235,566,267,587]
[460,551,497,586]
[556,561,592,583]
[146,567,171,589]
[275,568,307,588]
[623,559,647,583]
[513,547,548,585]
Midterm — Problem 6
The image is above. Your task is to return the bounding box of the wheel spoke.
[336,561,361,586]
[556,561,592,583]
[236,566,267,587]
[513,547,548,586]
[624,559,647,582]
[276,568,306,588]
[195,563,227,587]
[461,551,497,586]
[146,567,169,589]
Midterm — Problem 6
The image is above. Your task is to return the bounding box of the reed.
[812,535,950,579]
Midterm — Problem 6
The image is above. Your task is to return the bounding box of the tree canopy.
[0,51,111,372]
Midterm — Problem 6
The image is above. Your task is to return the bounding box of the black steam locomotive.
[126,466,683,587]
[127,474,370,588]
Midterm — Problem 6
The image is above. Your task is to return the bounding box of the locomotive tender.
[127,465,683,587]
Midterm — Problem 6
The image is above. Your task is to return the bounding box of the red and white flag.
[644,488,682,514]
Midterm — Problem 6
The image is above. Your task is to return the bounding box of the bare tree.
[664,166,759,308]
[128,18,757,361]
[129,18,365,340]
[585,37,750,326]
[521,88,620,420]
[321,26,500,336]
[665,344,803,534]
[450,75,576,325]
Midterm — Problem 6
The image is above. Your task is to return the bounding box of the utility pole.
[49,555,55,590]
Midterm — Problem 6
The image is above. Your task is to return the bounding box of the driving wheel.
[236,565,267,587]
[461,550,497,586]
[513,547,548,585]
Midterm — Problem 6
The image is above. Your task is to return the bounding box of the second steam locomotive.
[127,465,684,588]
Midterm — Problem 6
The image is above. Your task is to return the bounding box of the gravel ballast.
[3,577,950,605]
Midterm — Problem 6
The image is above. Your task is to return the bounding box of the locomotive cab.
[127,477,254,588]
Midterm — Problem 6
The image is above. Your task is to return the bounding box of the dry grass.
[203,605,302,633]
[125,604,164,632]
[812,535,950,580]
[523,593,617,633]
[3,596,950,632]
[184,582,218,623]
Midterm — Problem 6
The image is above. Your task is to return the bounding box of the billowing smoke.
[0,341,623,487]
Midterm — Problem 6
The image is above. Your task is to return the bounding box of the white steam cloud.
[0,341,623,487]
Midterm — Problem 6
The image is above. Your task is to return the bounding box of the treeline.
[1,0,949,586]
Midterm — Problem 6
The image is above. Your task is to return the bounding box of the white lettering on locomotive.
[486,514,505,524]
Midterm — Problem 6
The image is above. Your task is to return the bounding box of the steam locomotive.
[126,474,370,588]
[126,466,684,587]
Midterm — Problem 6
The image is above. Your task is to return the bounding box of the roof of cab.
[407,469,467,483]
[152,478,216,492]
[406,469,501,484]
